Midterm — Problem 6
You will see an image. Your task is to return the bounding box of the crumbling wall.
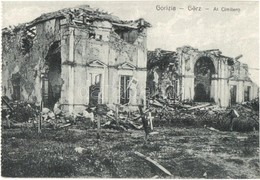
[2,18,61,105]
[147,49,179,100]
[54,10,149,113]
[147,46,258,107]
[230,61,251,81]
[228,61,259,103]
[108,30,143,67]
[3,6,150,113]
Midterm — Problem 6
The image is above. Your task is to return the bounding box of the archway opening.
[44,41,62,109]
[194,56,215,102]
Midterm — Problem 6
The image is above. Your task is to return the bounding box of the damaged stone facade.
[147,46,259,107]
[147,49,179,100]
[2,5,151,114]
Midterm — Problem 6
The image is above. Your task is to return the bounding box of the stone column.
[68,27,75,114]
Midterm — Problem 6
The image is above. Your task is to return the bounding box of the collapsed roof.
[2,5,151,34]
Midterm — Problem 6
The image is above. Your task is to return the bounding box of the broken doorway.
[194,57,215,102]
[230,85,237,105]
[194,83,207,102]
[44,41,62,109]
[89,73,102,107]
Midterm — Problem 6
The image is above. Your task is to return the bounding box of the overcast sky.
[2,1,259,84]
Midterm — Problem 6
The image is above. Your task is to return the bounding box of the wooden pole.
[6,114,11,128]
[38,74,44,134]
[138,105,149,141]
[134,151,172,176]
[96,113,101,140]
[148,112,154,131]
[115,104,119,125]
[38,101,42,133]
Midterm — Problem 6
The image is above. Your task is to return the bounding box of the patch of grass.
[141,142,161,152]
[167,130,185,136]
[2,126,259,178]
[168,150,185,159]
[112,142,133,151]
[177,137,189,143]
[225,158,244,165]
[175,157,228,178]
[10,141,20,148]
[241,146,255,157]
[241,136,258,157]
[2,153,77,177]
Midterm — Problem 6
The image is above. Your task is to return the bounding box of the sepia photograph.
[1,0,259,178]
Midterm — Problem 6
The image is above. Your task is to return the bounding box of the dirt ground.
[1,123,259,178]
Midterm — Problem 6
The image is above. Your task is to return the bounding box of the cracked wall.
[2,6,151,113]
[60,19,149,113]
[147,49,179,100]
[147,46,259,107]
[2,19,61,106]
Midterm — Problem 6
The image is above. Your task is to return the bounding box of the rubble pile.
[147,49,179,100]
[1,98,74,129]
[2,94,259,132]
[148,97,259,132]
[241,97,259,111]
[1,98,40,128]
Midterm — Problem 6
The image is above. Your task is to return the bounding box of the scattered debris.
[74,147,85,154]
[134,151,172,176]
[151,175,159,178]
[188,103,211,110]
[42,108,55,121]
[147,46,258,108]
[203,171,207,178]
[207,127,220,132]
[59,123,72,129]
[149,131,159,135]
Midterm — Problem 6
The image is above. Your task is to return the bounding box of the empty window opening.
[114,28,139,44]
[89,32,96,39]
[11,73,21,101]
[244,86,251,102]
[120,75,132,104]
[89,73,102,106]
[230,85,237,105]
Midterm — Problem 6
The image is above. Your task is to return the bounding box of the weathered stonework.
[147,46,259,107]
[2,6,151,114]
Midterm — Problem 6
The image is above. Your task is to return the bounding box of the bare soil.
[1,124,259,178]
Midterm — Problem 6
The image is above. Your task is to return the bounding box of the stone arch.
[193,55,216,102]
[193,53,217,74]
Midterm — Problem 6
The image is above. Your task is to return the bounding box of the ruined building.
[147,46,259,107]
[2,5,151,114]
